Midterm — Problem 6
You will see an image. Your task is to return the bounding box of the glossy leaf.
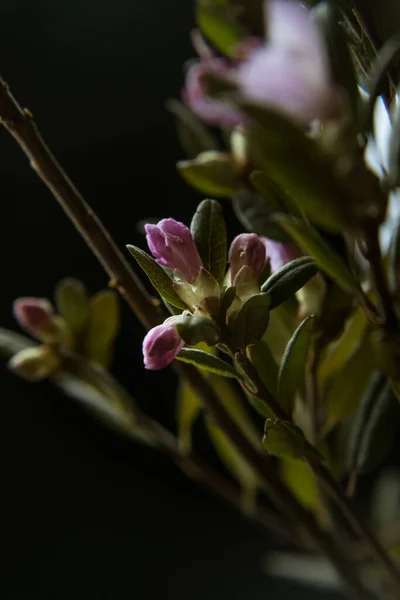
[262,257,318,309]
[127,245,187,310]
[263,419,322,461]
[233,187,291,243]
[246,341,278,397]
[190,199,227,284]
[278,316,314,414]
[178,151,239,197]
[176,380,202,454]
[166,99,219,158]
[83,291,120,368]
[232,293,271,349]
[55,278,88,334]
[274,216,359,295]
[176,347,241,379]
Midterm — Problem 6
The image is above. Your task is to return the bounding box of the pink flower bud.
[145,219,203,283]
[263,238,303,273]
[229,234,266,284]
[13,298,55,337]
[142,321,185,370]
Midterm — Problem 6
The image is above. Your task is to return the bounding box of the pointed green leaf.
[278,316,314,414]
[232,293,271,349]
[190,199,227,284]
[263,419,322,461]
[166,99,219,158]
[262,257,318,309]
[83,291,120,368]
[55,277,88,334]
[246,341,278,397]
[178,151,239,197]
[274,216,359,294]
[176,348,241,379]
[176,380,202,454]
[127,245,187,310]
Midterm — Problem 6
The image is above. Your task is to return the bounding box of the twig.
[0,77,376,599]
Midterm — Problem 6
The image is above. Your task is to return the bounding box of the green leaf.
[246,341,278,397]
[190,199,227,284]
[175,314,219,346]
[262,257,318,309]
[318,308,368,383]
[166,99,219,158]
[325,334,376,428]
[55,277,88,334]
[280,458,320,510]
[176,380,202,454]
[232,187,292,243]
[176,348,241,379]
[238,103,346,232]
[196,0,246,57]
[347,378,398,474]
[178,151,239,197]
[274,216,359,295]
[232,293,271,349]
[83,291,120,368]
[278,316,314,414]
[263,419,322,461]
[127,245,187,310]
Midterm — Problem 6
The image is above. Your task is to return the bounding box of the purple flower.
[229,233,266,283]
[184,0,342,126]
[142,321,185,370]
[13,297,55,338]
[264,238,303,273]
[145,218,203,282]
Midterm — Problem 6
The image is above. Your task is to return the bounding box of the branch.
[0,78,374,599]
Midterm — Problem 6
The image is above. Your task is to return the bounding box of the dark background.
[0,1,378,598]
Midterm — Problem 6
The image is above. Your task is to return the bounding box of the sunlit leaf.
[262,257,318,309]
[178,151,239,197]
[176,348,241,379]
[127,245,187,310]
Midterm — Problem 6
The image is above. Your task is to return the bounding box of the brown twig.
[0,77,378,598]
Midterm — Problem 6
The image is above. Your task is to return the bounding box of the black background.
[0,1,344,598]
